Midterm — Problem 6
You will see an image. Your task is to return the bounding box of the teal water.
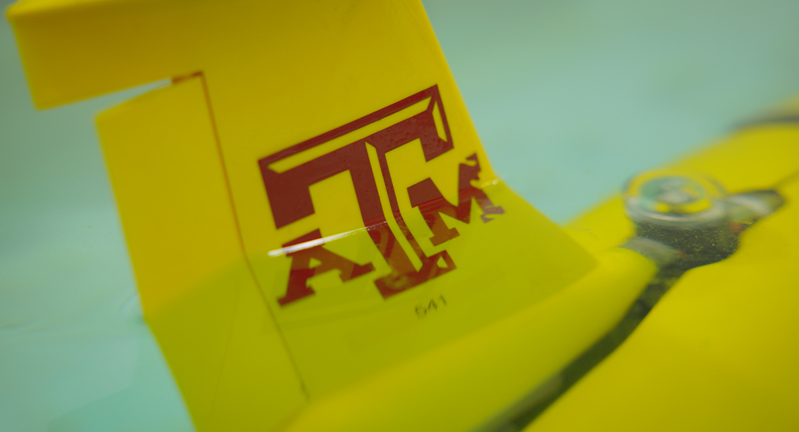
[2,1,799,430]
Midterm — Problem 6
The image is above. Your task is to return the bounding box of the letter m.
[407,153,505,246]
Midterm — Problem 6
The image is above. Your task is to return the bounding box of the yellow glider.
[7,0,799,431]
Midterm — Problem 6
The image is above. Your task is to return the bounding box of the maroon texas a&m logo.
[258,86,504,307]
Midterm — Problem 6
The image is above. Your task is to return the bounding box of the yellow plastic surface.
[283,248,655,432]
[8,1,655,430]
[530,178,799,431]
[10,0,799,430]
[96,76,306,431]
[544,120,799,431]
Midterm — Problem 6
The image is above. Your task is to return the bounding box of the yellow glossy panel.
[9,1,671,430]
[9,0,602,403]
[283,248,656,432]
[97,78,237,315]
[96,76,306,431]
[270,181,596,395]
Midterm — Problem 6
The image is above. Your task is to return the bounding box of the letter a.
[279,230,375,306]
